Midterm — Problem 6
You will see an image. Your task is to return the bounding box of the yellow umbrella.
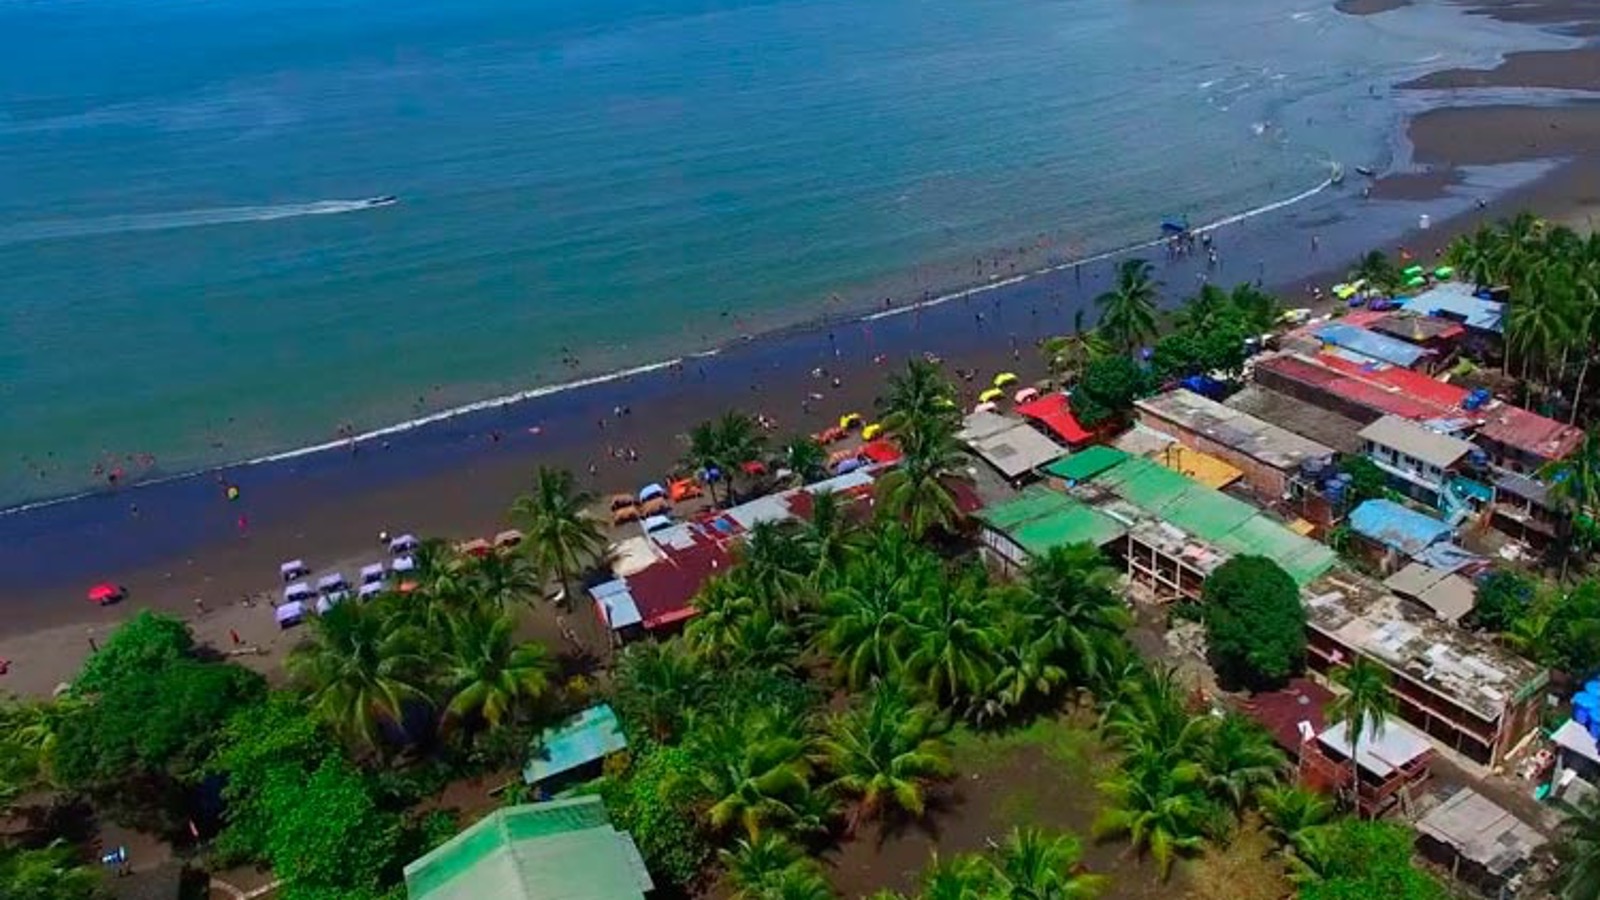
[993,372,1019,387]
[862,423,884,440]
[979,388,1004,403]
[839,412,864,429]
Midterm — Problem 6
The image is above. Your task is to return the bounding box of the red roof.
[624,534,731,630]
[1478,405,1583,462]
[1317,353,1469,411]
[1014,393,1094,446]
[1234,678,1333,754]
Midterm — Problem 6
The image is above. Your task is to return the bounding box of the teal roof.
[977,487,1127,554]
[523,704,628,786]
[1045,445,1129,482]
[404,797,652,900]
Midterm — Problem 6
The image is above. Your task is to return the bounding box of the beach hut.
[284,582,314,604]
[1014,387,1041,404]
[642,514,674,534]
[993,372,1019,388]
[392,555,417,573]
[979,388,1005,403]
[86,583,126,606]
[279,559,310,582]
[638,483,666,502]
[358,582,385,601]
[317,573,349,595]
[861,423,884,440]
[359,563,386,586]
[275,601,306,629]
[388,534,419,555]
[493,529,524,549]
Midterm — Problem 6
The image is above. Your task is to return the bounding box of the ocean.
[0,0,1547,507]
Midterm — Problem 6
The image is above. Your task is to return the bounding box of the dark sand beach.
[1400,47,1600,91]
[8,0,1600,696]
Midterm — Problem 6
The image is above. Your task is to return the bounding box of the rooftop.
[1552,718,1600,766]
[959,411,1068,479]
[1313,322,1434,368]
[1368,312,1466,345]
[1236,678,1332,753]
[1359,415,1474,469]
[1317,716,1433,778]
[1348,499,1454,557]
[1015,392,1095,446]
[1415,788,1545,879]
[1401,281,1505,333]
[1150,444,1242,490]
[403,797,653,900]
[1304,569,1547,722]
[523,704,628,786]
[974,488,1127,555]
[1222,384,1364,454]
[1135,388,1336,472]
[1383,561,1477,624]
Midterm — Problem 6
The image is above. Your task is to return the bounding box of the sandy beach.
[8,0,1600,698]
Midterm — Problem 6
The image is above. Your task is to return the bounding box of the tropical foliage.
[1199,555,1306,689]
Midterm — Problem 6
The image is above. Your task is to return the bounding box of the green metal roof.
[975,487,1075,529]
[523,704,628,786]
[977,488,1126,554]
[1044,445,1129,482]
[404,797,653,900]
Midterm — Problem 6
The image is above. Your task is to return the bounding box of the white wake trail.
[0,198,390,247]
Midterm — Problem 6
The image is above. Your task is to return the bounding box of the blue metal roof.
[1313,323,1431,368]
[1400,283,1505,334]
[1348,499,1454,556]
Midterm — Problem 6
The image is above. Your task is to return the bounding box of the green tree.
[903,572,1001,711]
[782,436,829,486]
[983,827,1109,899]
[1193,714,1283,814]
[73,610,193,694]
[209,692,332,864]
[880,358,961,434]
[820,537,934,687]
[685,573,763,665]
[510,465,607,604]
[1092,741,1209,880]
[817,685,952,832]
[465,550,544,612]
[1338,455,1390,508]
[612,641,706,743]
[1446,225,1503,288]
[1291,819,1447,900]
[1324,658,1395,816]
[795,488,863,586]
[1544,580,1600,679]
[593,745,714,888]
[1552,790,1600,900]
[1349,250,1399,292]
[285,601,430,749]
[1041,310,1112,386]
[439,608,554,738]
[1258,784,1336,859]
[261,756,401,898]
[875,411,966,540]
[1069,356,1149,427]
[683,711,816,839]
[1022,543,1131,691]
[1200,555,1306,689]
[720,833,823,900]
[1471,568,1537,633]
[1096,258,1161,354]
[0,843,100,900]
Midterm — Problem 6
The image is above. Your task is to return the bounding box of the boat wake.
[0,198,395,247]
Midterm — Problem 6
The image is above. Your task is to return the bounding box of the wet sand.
[1335,0,1411,16]
[1410,102,1600,167]
[1400,47,1600,92]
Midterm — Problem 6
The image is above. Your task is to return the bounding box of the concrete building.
[974,487,1126,573]
[1303,569,1548,766]
[1358,415,1478,515]
[959,410,1068,484]
[1224,383,1364,454]
[1299,718,1435,818]
[1491,471,1568,549]
[1134,388,1335,500]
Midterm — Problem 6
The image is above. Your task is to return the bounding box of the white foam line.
[856,172,1336,324]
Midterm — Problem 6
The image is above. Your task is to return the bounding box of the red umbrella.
[87,583,122,604]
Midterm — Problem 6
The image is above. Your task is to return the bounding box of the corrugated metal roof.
[1415,788,1545,878]
[1317,718,1432,778]
[1402,282,1505,333]
[1137,388,1335,471]
[1046,445,1130,482]
[1314,322,1433,368]
[523,705,628,786]
[403,797,653,900]
[1358,415,1473,469]
[1348,499,1454,556]
[975,488,1126,553]
[959,412,1066,478]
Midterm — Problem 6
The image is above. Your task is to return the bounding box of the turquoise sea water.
[0,0,1536,506]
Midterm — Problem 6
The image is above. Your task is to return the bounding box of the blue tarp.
[1313,323,1432,368]
[1400,282,1505,334]
[1349,499,1454,557]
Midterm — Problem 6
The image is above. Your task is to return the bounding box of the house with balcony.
[1357,416,1488,523]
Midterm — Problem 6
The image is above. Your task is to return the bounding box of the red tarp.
[1014,393,1094,445]
[859,439,902,464]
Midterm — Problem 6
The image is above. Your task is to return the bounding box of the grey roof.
[1359,415,1474,469]
[959,411,1066,479]
[1223,384,1365,454]
[1316,717,1432,777]
[1495,470,1551,507]
[1383,562,1477,624]
[1135,388,1335,472]
[1415,788,1545,878]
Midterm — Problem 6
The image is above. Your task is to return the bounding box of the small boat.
[364,195,399,207]
[1160,216,1190,235]
[1354,166,1375,178]
[1330,163,1344,185]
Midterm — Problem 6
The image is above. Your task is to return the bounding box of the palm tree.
[1099,666,1210,763]
[817,685,953,832]
[795,489,862,586]
[1552,791,1600,900]
[875,412,967,540]
[737,521,811,618]
[920,854,993,900]
[1257,784,1335,859]
[1022,544,1131,691]
[685,419,734,506]
[986,603,1070,717]
[0,841,100,899]
[763,867,837,900]
[439,609,554,737]
[1446,225,1503,288]
[286,601,429,749]
[1041,310,1112,387]
[685,573,761,664]
[720,833,808,900]
[510,466,606,607]
[903,572,1000,710]
[685,711,815,839]
[1096,258,1160,354]
[783,436,828,486]
[1227,282,1283,332]
[880,358,960,433]
[1176,283,1230,332]
[717,411,769,504]
[1093,742,1210,880]
[1542,428,1600,578]
[1506,286,1572,387]
[613,640,705,742]
[820,563,914,689]
[1325,657,1395,816]
[1349,250,1399,292]
[466,550,544,612]
[1193,714,1284,813]
[986,827,1109,899]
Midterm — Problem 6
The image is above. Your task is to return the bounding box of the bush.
[1070,356,1150,427]
[592,745,713,888]
[1201,556,1306,689]
[1472,569,1537,633]
[1297,819,1448,900]
[75,611,194,694]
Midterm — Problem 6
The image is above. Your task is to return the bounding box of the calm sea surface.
[0,0,1539,505]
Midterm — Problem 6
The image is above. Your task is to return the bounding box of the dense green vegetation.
[1200,556,1307,690]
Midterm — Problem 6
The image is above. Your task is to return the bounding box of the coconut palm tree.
[737,521,811,618]
[685,573,762,664]
[986,827,1109,899]
[1446,225,1503,288]
[880,358,960,433]
[439,609,554,738]
[720,607,804,675]
[1022,543,1131,691]
[763,867,837,900]
[795,488,862,586]
[1093,742,1210,880]
[1041,310,1112,387]
[782,436,829,486]
[1257,784,1335,860]
[1542,428,1600,577]
[1096,258,1160,354]
[902,572,1000,710]
[685,711,815,839]
[510,466,606,607]
[1552,791,1600,900]
[612,640,704,742]
[286,601,430,749]
[1099,665,1209,762]
[875,412,967,540]
[817,685,953,832]
[720,833,810,899]
[466,550,544,612]
[920,854,993,900]
[1507,285,1573,386]
[1325,657,1395,816]
[986,603,1070,717]
[713,410,769,504]
[1227,282,1283,333]
[685,419,735,506]
[1176,283,1231,332]
[1193,714,1284,813]
[1349,250,1399,292]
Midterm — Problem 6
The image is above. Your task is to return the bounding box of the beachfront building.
[1133,388,1335,501]
[1303,568,1548,766]
[1366,311,1466,362]
[1401,281,1506,338]
[523,704,628,791]
[1357,416,1480,518]
[1014,392,1100,449]
[1300,321,1439,372]
[958,410,1069,485]
[403,796,653,900]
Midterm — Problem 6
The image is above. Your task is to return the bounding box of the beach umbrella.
[993,372,1019,387]
[979,388,1004,403]
[1433,265,1455,280]
[86,583,123,605]
[831,457,863,475]
[861,423,884,440]
[493,529,524,548]
[742,460,767,476]
[1014,387,1041,404]
[669,479,703,502]
[973,401,999,413]
[1405,275,1427,288]
[388,534,418,554]
[359,563,386,585]
[839,412,864,430]
[280,559,309,581]
[1402,265,1425,277]
[638,483,667,502]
